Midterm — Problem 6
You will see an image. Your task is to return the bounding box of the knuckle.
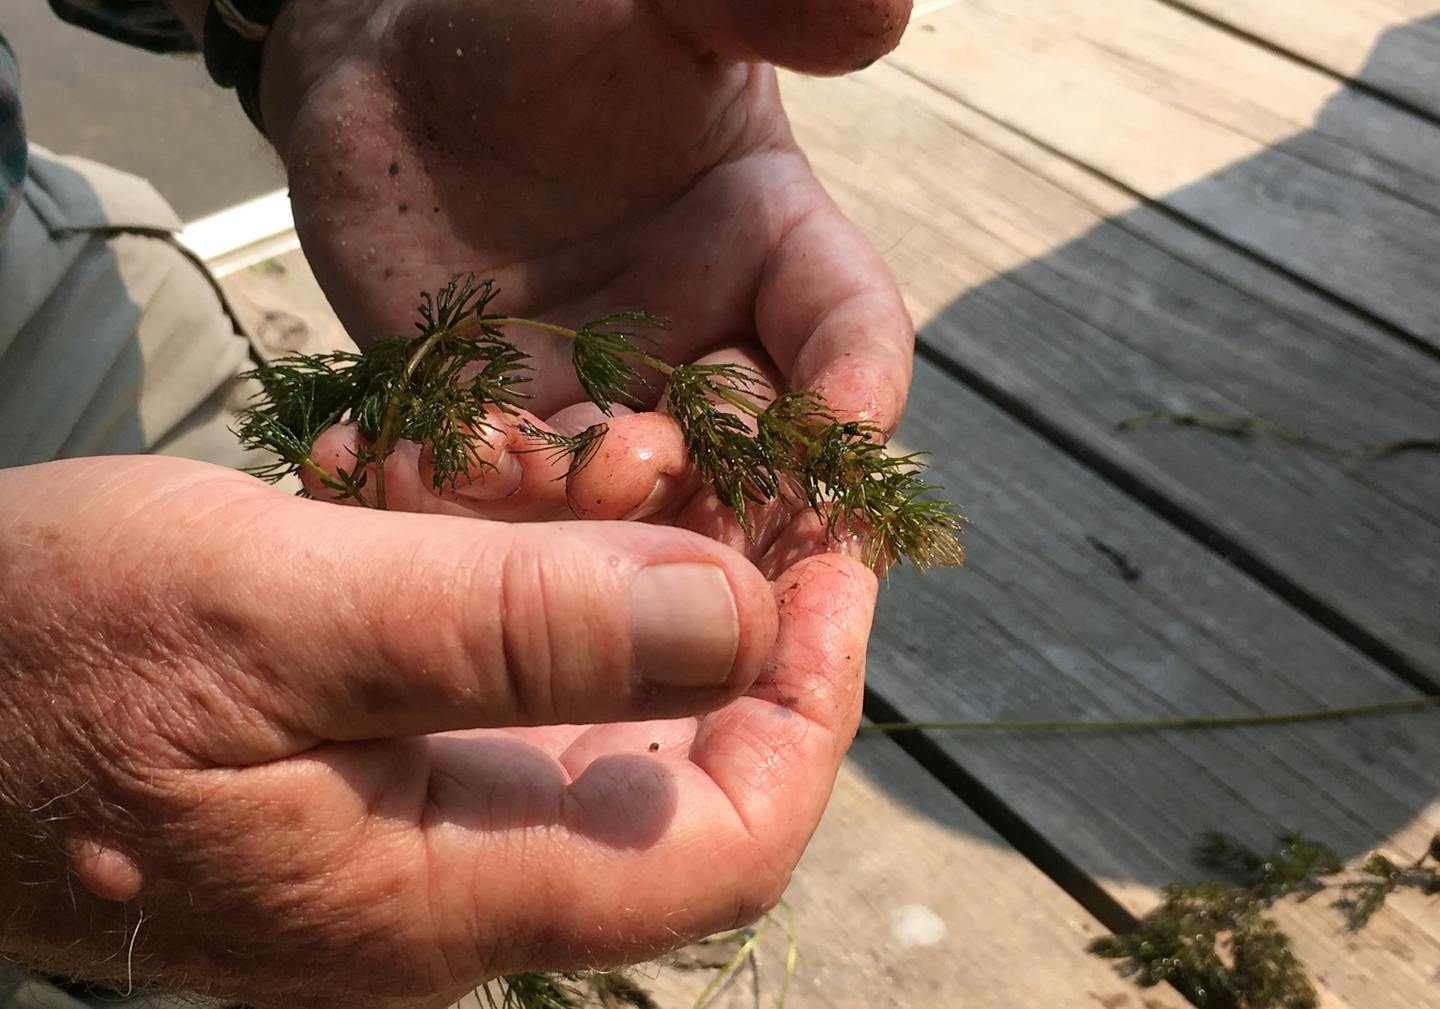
[490,534,561,724]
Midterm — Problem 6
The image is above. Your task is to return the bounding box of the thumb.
[655,0,912,75]
[170,477,780,763]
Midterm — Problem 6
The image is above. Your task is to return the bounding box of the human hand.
[254,0,915,532]
[0,456,876,1007]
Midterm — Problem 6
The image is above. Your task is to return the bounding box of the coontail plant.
[236,274,966,571]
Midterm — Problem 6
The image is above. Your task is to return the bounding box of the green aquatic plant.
[236,274,965,570]
[1090,830,1440,1009]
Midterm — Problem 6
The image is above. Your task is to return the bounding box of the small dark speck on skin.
[648,742,660,752]
[384,267,395,279]
[388,162,400,176]
[920,23,937,33]
[433,206,441,213]
[398,202,409,212]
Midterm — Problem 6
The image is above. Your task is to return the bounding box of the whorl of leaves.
[569,312,668,413]
[661,362,780,530]
[662,372,967,569]
[237,275,532,501]
[232,346,375,490]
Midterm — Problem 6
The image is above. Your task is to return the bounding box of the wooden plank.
[886,0,1440,352]
[635,733,1188,1009]
[222,252,354,359]
[1178,1,1440,119]
[447,734,1186,1009]
[870,356,1440,1009]
[778,63,1440,680]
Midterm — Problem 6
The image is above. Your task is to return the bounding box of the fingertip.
[566,413,696,521]
[752,0,911,75]
[810,354,909,435]
[302,423,368,503]
[708,0,912,75]
[718,544,783,692]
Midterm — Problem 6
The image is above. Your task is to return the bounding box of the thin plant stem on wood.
[236,275,965,570]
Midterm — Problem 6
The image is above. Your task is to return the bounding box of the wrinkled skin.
[0,458,873,1007]
[0,1,914,1006]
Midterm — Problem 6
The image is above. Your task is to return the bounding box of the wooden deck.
[222,3,1440,1006]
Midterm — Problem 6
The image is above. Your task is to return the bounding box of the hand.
[0,456,876,1007]
[255,0,916,535]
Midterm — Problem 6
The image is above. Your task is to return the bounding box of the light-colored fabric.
[0,151,260,1006]
[0,147,259,471]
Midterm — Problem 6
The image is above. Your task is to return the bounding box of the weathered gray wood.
[886,0,1440,352]
[452,734,1185,1009]
[1180,1,1440,119]
[639,733,1190,1009]
[779,62,1440,681]
[869,355,1440,1009]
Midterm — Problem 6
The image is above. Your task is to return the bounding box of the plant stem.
[477,317,857,458]
[861,696,1440,735]
[478,317,680,377]
[369,327,452,510]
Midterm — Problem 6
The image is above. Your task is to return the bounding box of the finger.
[654,0,913,74]
[692,552,877,843]
[545,402,635,436]
[566,343,786,535]
[418,412,525,504]
[300,412,573,520]
[675,484,799,563]
[756,194,915,436]
[564,411,701,521]
[176,505,780,764]
[420,410,576,520]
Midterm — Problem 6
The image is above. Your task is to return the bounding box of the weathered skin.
[0,456,883,1006]
[0,1,908,1003]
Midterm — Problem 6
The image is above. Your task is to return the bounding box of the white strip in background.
[178,188,298,277]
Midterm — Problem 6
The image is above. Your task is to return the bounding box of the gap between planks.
[834,10,1440,683]
[887,0,1440,359]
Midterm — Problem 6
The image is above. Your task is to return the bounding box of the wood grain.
[885,0,1440,352]
[1179,1,1440,117]
[779,62,1440,681]
[452,734,1184,1009]
[867,356,1440,1009]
